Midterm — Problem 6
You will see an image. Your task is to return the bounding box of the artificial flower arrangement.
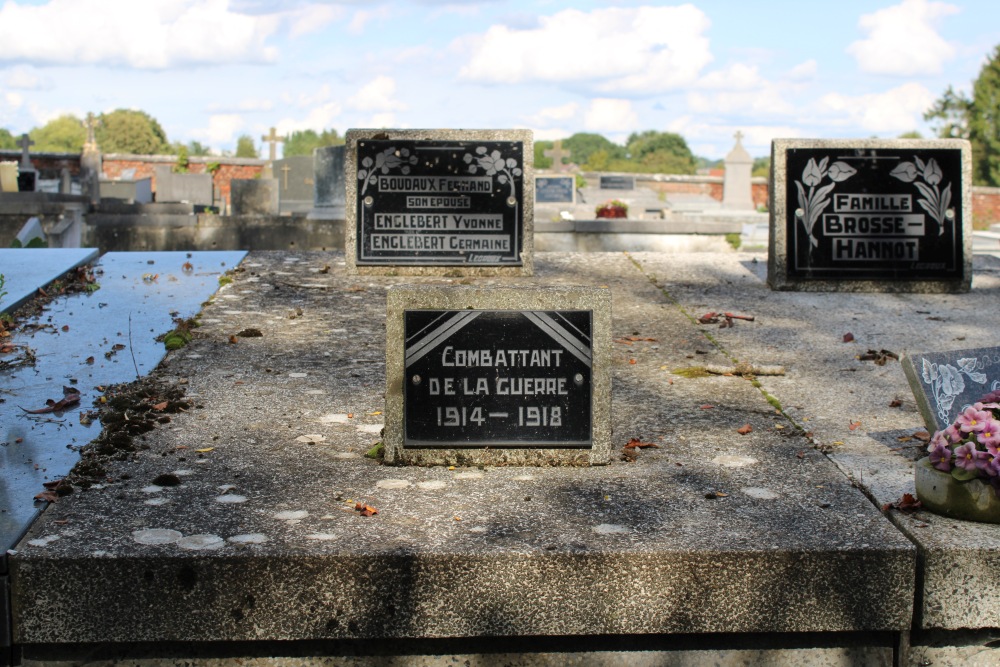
[926,389,1000,486]
[595,199,628,219]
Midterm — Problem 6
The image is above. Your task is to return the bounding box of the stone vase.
[595,207,627,219]
[914,457,1000,524]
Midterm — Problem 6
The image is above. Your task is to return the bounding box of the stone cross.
[544,140,572,173]
[734,130,744,144]
[281,163,291,190]
[83,113,100,149]
[262,127,285,162]
[17,134,34,168]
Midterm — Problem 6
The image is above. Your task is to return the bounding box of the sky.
[0,0,996,160]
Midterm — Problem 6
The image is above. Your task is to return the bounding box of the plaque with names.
[768,139,971,292]
[536,175,575,204]
[600,175,635,190]
[352,136,526,266]
[404,309,592,447]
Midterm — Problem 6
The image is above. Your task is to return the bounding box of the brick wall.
[102,155,265,204]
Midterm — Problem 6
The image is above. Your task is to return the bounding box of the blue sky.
[0,0,996,159]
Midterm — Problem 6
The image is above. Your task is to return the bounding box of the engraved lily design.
[357,146,418,196]
[795,157,857,250]
[922,357,989,425]
[463,147,522,198]
[889,157,951,235]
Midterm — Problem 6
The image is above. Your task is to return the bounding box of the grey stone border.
[385,285,611,466]
[345,129,534,277]
[768,138,972,293]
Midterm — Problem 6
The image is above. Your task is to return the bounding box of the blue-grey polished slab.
[0,248,101,314]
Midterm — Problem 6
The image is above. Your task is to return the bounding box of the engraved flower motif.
[802,158,825,186]
[890,162,919,183]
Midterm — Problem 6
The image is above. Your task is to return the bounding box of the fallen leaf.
[849,420,861,431]
[842,332,855,343]
[624,437,659,449]
[354,502,379,517]
[914,431,930,441]
[151,401,168,411]
[347,413,354,419]
[85,356,95,365]
[21,391,81,414]
[61,325,70,332]
[889,399,902,408]
[796,451,805,459]
[884,493,922,513]
[182,262,194,272]
[194,447,214,453]
[629,359,636,365]
[453,516,462,521]
[737,423,752,435]
[228,335,239,344]
[368,411,382,416]
[34,491,58,503]
[700,404,714,410]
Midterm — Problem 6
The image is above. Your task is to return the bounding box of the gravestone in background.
[903,346,1000,434]
[230,179,279,215]
[273,156,314,214]
[535,174,575,204]
[768,139,972,293]
[346,128,534,276]
[101,178,153,204]
[599,174,635,190]
[385,285,611,466]
[723,131,754,210]
[310,145,346,220]
[16,134,37,193]
[154,166,214,206]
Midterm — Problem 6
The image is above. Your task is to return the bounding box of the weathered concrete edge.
[767,138,973,293]
[11,549,914,644]
[344,129,534,277]
[384,285,612,466]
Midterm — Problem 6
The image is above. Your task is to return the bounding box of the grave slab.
[0,248,100,314]
[1,251,245,558]
[10,252,913,654]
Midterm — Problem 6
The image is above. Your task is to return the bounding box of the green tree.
[95,109,168,155]
[283,128,344,157]
[30,114,86,152]
[235,134,258,158]
[624,130,696,174]
[752,156,771,178]
[562,133,625,169]
[534,140,553,170]
[0,128,17,150]
[166,140,213,157]
[898,130,923,139]
[926,45,1000,186]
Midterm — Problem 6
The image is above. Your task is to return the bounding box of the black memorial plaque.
[403,309,592,448]
[784,147,963,281]
[600,175,635,190]
[355,139,525,266]
[536,176,574,203]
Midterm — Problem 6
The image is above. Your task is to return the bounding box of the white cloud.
[687,85,793,117]
[818,82,935,133]
[847,0,958,75]
[529,127,572,142]
[363,112,397,128]
[207,97,274,112]
[275,101,343,134]
[348,76,404,112]
[348,7,391,34]
[287,3,343,38]
[457,5,713,94]
[0,0,279,69]
[697,63,762,91]
[190,113,246,147]
[583,99,638,134]
[5,92,24,110]
[787,59,817,82]
[4,65,50,90]
[524,102,579,127]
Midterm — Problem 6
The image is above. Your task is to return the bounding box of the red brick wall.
[972,187,1000,228]
[102,156,265,204]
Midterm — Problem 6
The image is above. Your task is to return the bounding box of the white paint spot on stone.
[331,328,347,333]
[176,534,225,551]
[92,550,108,557]
[228,533,268,545]
[201,318,222,324]
[216,494,247,504]
[141,485,163,494]
[306,533,338,541]
[222,310,243,315]
[454,472,483,480]
[513,475,535,481]
[296,433,326,443]
[173,469,195,476]
[289,372,308,378]
[742,487,780,500]
[133,529,183,545]
[274,510,308,521]
[377,478,411,489]
[318,413,349,423]
[218,484,236,492]
[592,524,630,534]
[712,455,759,468]
[417,480,447,490]
[306,389,326,395]
[27,535,60,547]
[145,498,169,506]
[333,452,358,459]
[187,354,203,359]
[468,526,487,533]
[357,424,383,434]
[195,459,210,464]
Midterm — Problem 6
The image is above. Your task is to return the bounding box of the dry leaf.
[21,391,81,414]
[889,399,902,408]
[629,359,637,365]
[700,404,714,410]
[228,335,239,344]
[194,447,214,453]
[624,437,659,449]
[842,332,855,343]
[737,423,752,435]
[849,420,861,431]
[152,401,168,411]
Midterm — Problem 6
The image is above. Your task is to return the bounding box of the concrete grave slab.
[0,247,99,314]
[768,138,972,293]
[345,129,534,276]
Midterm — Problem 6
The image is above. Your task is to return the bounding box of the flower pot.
[914,458,1000,523]
[596,207,626,219]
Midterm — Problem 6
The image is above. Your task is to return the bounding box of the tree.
[534,140,553,169]
[624,130,696,174]
[926,45,1000,186]
[752,156,771,178]
[235,134,258,158]
[95,109,168,155]
[0,128,17,150]
[898,130,923,139]
[283,128,344,157]
[30,114,86,152]
[562,133,625,169]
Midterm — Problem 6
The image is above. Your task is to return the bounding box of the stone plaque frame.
[385,285,611,466]
[535,174,576,204]
[346,129,534,276]
[768,138,972,293]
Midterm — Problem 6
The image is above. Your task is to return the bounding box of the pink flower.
[928,432,953,472]
[944,424,964,443]
[957,406,992,433]
[978,420,1000,452]
[954,441,989,472]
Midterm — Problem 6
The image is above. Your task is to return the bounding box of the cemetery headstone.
[723,131,754,210]
[16,133,37,192]
[310,144,346,220]
[543,140,572,173]
[230,178,279,215]
[768,139,972,293]
[0,162,17,193]
[903,346,1000,434]
[101,178,152,204]
[59,168,72,194]
[154,166,214,205]
[15,217,46,247]
[346,128,534,276]
[262,127,285,162]
[535,174,576,204]
[273,155,314,214]
[600,174,635,190]
[385,285,611,466]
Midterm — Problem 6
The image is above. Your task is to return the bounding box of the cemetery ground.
[3,249,1000,666]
